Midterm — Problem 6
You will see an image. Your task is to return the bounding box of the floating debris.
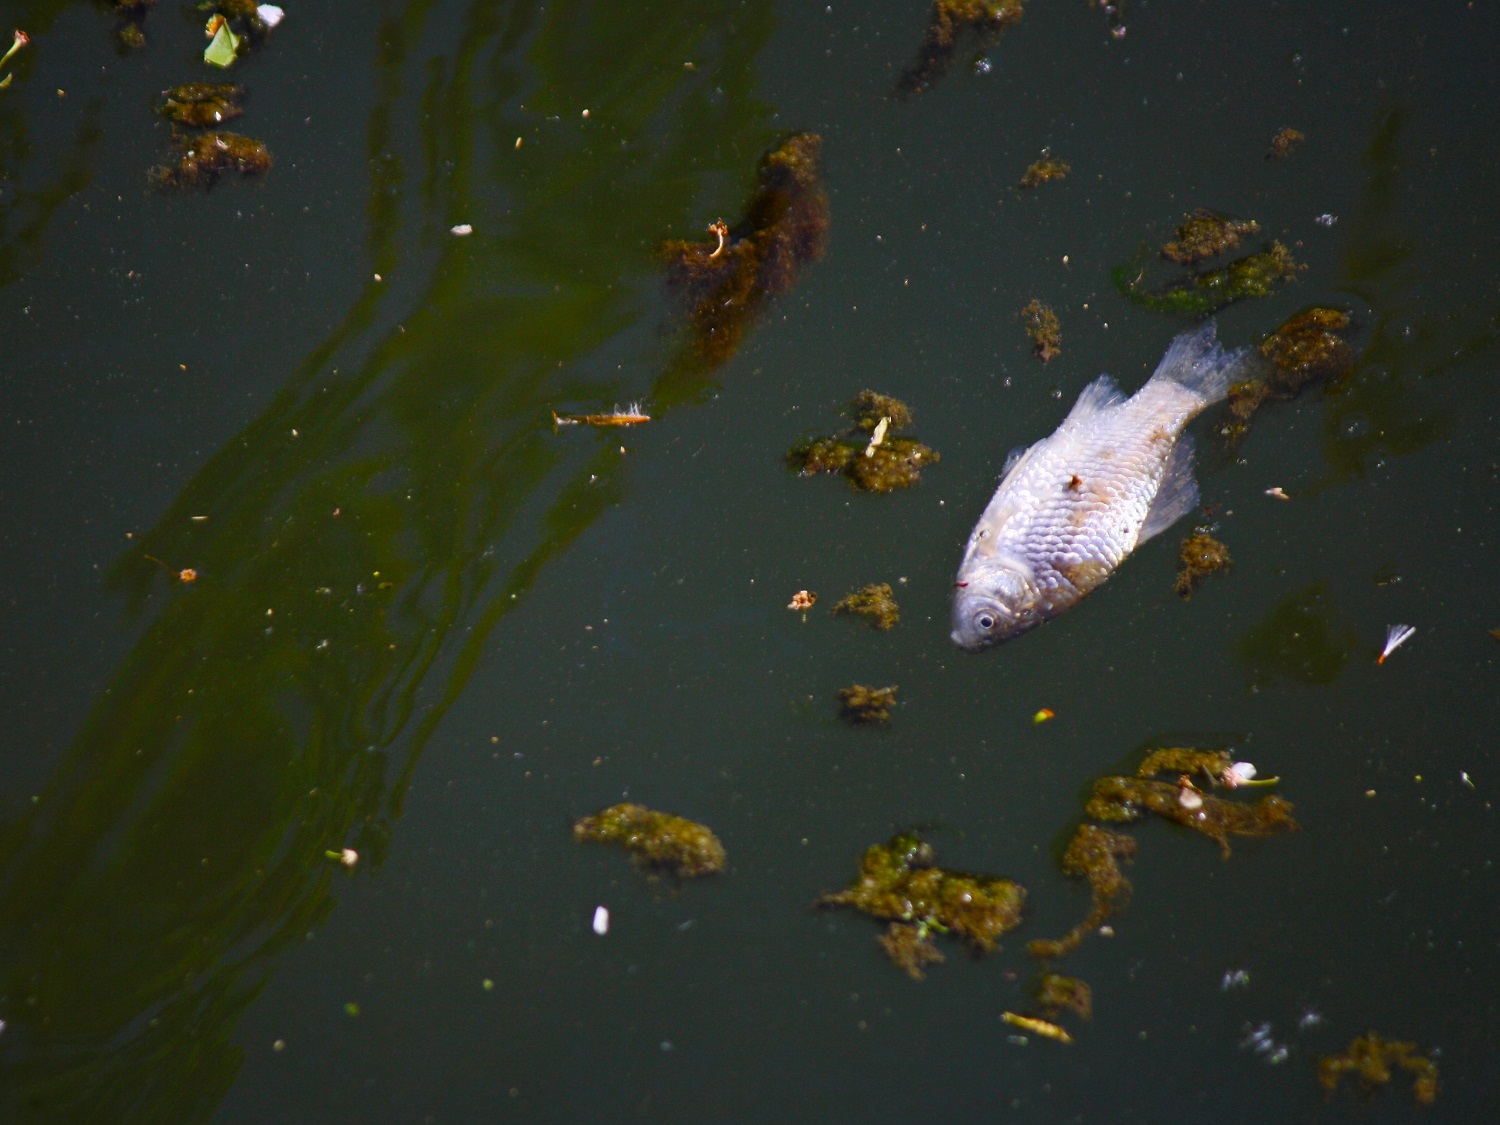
[897,0,1025,97]
[1264,486,1290,500]
[1018,299,1062,361]
[159,84,244,128]
[1241,1020,1291,1065]
[1018,155,1070,190]
[1267,127,1306,160]
[878,922,946,980]
[1002,1012,1074,1044]
[787,390,939,493]
[1221,968,1251,991]
[834,583,900,630]
[450,223,474,236]
[1219,307,1357,449]
[0,30,28,86]
[1032,708,1055,724]
[1160,210,1261,265]
[1085,775,1298,858]
[150,131,272,189]
[1377,623,1416,665]
[324,847,358,868]
[1036,973,1092,1020]
[1318,1031,1439,1105]
[1116,240,1301,318]
[662,133,828,369]
[572,803,726,877]
[787,589,817,612]
[591,905,610,935]
[1028,825,1137,959]
[819,831,1026,971]
[204,14,240,68]
[550,404,651,428]
[1174,531,1232,599]
[837,683,898,724]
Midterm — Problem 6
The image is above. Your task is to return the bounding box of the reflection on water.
[0,1,777,1119]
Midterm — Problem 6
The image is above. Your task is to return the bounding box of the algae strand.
[1085,775,1297,858]
[1318,1031,1438,1106]
[1027,824,1136,959]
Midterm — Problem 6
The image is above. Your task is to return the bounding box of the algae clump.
[1318,1031,1439,1105]
[1219,307,1357,450]
[1160,210,1260,265]
[834,583,900,630]
[1036,973,1093,1020]
[1268,127,1306,160]
[1018,299,1062,361]
[662,133,828,370]
[897,0,1025,97]
[1028,825,1136,959]
[150,131,272,189]
[1018,157,1070,190]
[1174,531,1231,599]
[572,803,726,877]
[787,390,939,493]
[1085,776,1297,858]
[1116,240,1301,319]
[820,831,1026,973]
[160,84,245,128]
[837,683,898,724]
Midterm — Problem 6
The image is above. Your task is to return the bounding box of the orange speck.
[179,568,198,583]
[1033,708,1055,724]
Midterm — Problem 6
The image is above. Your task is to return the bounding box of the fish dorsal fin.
[1138,434,1200,543]
[1062,374,1126,427]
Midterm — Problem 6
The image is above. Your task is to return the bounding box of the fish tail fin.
[1148,320,1257,410]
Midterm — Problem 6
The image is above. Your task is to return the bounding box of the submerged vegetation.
[150,131,272,189]
[1218,307,1357,449]
[572,803,726,877]
[820,831,1026,975]
[897,0,1025,97]
[662,133,828,369]
[837,683,898,724]
[1174,531,1231,599]
[834,583,900,630]
[787,390,940,492]
[1116,239,1301,318]
[1318,1032,1439,1105]
[1018,299,1062,361]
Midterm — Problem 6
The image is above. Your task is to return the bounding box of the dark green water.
[2,1,1498,1121]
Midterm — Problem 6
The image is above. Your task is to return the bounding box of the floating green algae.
[837,683,898,724]
[834,583,900,630]
[160,84,245,128]
[1018,299,1062,361]
[787,390,939,493]
[1135,747,1235,782]
[1160,210,1261,265]
[820,831,1026,972]
[662,133,828,369]
[1218,307,1357,449]
[1115,240,1301,318]
[1085,776,1297,858]
[1018,157,1070,190]
[1318,1031,1439,1105]
[1174,531,1231,599]
[1028,825,1136,959]
[897,0,1025,97]
[150,131,272,189]
[572,802,726,877]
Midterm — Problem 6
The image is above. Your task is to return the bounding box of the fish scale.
[951,321,1256,651]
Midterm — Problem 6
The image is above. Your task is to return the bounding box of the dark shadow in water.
[1236,581,1358,689]
[0,1,779,1120]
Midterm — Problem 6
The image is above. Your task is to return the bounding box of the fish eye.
[977,613,995,630]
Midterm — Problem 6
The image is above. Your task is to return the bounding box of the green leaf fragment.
[204,23,240,68]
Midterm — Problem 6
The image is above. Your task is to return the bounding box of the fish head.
[950,559,1044,651]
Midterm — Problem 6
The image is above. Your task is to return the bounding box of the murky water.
[2,1,1498,1121]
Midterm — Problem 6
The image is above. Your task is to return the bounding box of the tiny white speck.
[592,905,609,935]
[450,224,473,236]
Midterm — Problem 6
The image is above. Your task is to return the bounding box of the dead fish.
[951,321,1254,650]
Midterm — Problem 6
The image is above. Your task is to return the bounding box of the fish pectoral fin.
[1138,435,1200,543]
[1061,374,1126,427]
